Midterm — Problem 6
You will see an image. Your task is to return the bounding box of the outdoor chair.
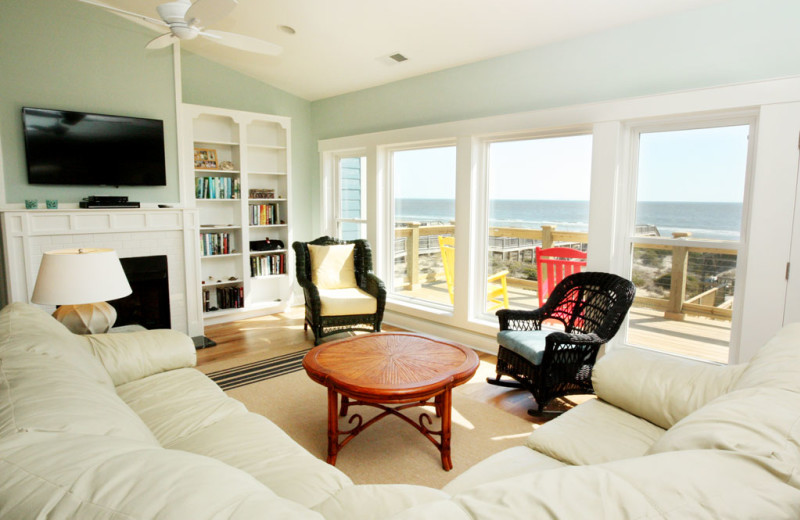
[536,246,587,307]
[439,236,509,311]
[293,236,386,345]
[487,271,636,415]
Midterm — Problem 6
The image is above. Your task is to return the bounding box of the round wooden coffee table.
[303,332,479,471]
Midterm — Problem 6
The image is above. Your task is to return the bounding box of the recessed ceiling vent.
[378,52,409,66]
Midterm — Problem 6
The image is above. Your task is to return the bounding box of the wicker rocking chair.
[293,236,386,345]
[487,271,636,416]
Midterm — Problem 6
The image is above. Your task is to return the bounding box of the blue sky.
[392,125,749,202]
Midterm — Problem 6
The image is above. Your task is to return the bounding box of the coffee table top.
[303,332,480,401]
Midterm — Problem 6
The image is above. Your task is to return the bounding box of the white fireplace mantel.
[0,208,202,336]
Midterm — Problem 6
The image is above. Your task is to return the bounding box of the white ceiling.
[83,0,726,101]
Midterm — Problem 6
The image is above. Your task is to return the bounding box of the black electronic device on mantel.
[22,107,167,187]
[79,196,141,209]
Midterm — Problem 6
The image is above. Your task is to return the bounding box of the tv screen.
[22,107,167,186]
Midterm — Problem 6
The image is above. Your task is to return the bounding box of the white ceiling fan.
[77,0,282,56]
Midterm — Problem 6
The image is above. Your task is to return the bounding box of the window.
[390,145,456,308]
[485,134,593,314]
[626,123,751,363]
[334,156,366,240]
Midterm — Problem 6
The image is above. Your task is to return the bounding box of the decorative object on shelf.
[249,189,275,199]
[31,248,132,334]
[219,160,234,171]
[194,148,218,169]
[250,238,284,251]
[46,199,58,209]
[24,199,38,209]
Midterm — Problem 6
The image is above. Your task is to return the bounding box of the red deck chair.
[536,246,587,308]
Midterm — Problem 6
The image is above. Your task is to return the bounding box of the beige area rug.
[224,368,536,489]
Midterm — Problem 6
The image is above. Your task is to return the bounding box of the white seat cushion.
[526,398,665,465]
[319,287,377,316]
[442,446,567,495]
[309,244,358,289]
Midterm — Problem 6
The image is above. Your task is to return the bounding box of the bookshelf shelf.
[185,104,292,324]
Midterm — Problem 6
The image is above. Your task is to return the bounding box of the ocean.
[395,199,742,241]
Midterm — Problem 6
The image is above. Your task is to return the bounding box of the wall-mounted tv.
[22,107,167,186]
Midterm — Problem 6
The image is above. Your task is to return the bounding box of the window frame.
[381,139,458,312]
[615,112,758,361]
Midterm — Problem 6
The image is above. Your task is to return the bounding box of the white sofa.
[2,301,800,518]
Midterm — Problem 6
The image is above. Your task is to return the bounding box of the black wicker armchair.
[487,272,636,416]
[293,236,386,345]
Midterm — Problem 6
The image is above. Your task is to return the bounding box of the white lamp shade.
[31,248,132,305]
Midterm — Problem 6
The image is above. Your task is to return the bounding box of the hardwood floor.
[197,305,585,424]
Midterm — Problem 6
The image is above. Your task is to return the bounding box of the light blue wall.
[311,0,800,140]
[0,0,179,203]
[181,52,316,238]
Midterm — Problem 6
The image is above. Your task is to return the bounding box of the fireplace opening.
[110,255,171,330]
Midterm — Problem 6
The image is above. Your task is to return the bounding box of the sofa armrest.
[83,329,196,386]
[591,346,745,429]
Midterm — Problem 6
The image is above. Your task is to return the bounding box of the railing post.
[665,232,690,321]
[406,223,421,290]
[542,225,555,248]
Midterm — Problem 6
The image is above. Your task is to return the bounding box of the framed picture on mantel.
[194,148,218,170]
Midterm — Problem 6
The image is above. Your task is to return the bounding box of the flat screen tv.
[22,107,167,186]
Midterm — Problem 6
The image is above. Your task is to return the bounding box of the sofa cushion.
[169,412,354,509]
[309,243,358,289]
[647,386,800,462]
[0,304,157,445]
[84,329,196,386]
[496,330,552,365]
[313,484,448,520]
[592,345,744,429]
[388,450,800,520]
[318,287,377,316]
[116,368,247,446]
[733,322,800,392]
[442,446,567,495]
[0,432,323,519]
[526,398,665,465]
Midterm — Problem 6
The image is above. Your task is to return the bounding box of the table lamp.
[31,248,132,334]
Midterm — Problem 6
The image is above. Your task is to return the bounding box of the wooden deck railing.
[394,223,736,322]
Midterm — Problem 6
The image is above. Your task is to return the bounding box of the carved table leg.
[440,388,453,471]
[327,387,339,465]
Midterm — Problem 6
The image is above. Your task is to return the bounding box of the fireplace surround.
[0,209,202,336]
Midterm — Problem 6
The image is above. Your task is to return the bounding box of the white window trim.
[318,76,800,359]
[614,113,758,362]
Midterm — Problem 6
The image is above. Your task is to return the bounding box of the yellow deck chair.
[438,236,509,311]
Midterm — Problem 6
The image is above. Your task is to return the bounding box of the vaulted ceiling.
[78,0,726,101]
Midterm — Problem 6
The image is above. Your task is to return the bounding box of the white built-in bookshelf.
[183,104,292,324]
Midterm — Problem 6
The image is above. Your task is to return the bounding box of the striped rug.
[206,349,311,391]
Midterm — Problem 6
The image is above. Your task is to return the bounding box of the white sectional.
[3,301,800,518]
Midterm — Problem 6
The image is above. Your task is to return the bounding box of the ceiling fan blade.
[75,0,167,28]
[146,33,178,50]
[200,30,282,56]
[185,0,237,27]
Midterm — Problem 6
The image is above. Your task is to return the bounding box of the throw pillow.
[308,244,358,289]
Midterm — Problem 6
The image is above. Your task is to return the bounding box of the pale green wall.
[311,0,800,140]
[181,53,316,239]
[0,0,179,203]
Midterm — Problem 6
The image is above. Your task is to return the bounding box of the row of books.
[249,203,280,226]
[203,286,244,312]
[200,232,235,256]
[196,176,241,199]
[251,253,285,277]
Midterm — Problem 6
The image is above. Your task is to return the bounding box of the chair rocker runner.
[293,236,386,345]
[487,271,636,416]
[438,236,509,311]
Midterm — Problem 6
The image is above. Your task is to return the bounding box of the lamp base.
[53,302,117,335]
